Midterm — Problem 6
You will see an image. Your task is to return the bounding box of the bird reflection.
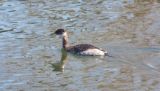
[51,49,68,72]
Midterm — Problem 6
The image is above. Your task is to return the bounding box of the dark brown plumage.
[55,29,65,35]
[66,44,99,53]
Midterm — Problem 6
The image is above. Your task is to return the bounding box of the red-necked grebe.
[54,29,108,56]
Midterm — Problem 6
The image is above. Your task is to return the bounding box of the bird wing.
[67,44,99,53]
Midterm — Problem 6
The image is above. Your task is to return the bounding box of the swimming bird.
[54,29,108,56]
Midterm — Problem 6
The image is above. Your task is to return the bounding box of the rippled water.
[0,0,160,91]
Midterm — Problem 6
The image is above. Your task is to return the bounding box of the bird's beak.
[51,33,62,38]
[50,32,56,38]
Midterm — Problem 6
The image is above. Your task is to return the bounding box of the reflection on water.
[51,49,68,72]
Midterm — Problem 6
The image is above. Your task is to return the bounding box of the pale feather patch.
[80,49,106,56]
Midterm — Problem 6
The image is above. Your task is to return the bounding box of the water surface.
[0,0,160,91]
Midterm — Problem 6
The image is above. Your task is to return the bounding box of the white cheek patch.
[62,32,67,37]
[80,49,105,56]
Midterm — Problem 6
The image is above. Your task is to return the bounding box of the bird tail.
[104,52,108,56]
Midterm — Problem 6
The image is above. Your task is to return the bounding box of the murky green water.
[0,0,160,91]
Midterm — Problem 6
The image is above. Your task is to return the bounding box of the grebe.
[54,29,108,56]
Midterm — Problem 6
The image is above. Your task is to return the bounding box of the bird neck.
[62,33,69,49]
